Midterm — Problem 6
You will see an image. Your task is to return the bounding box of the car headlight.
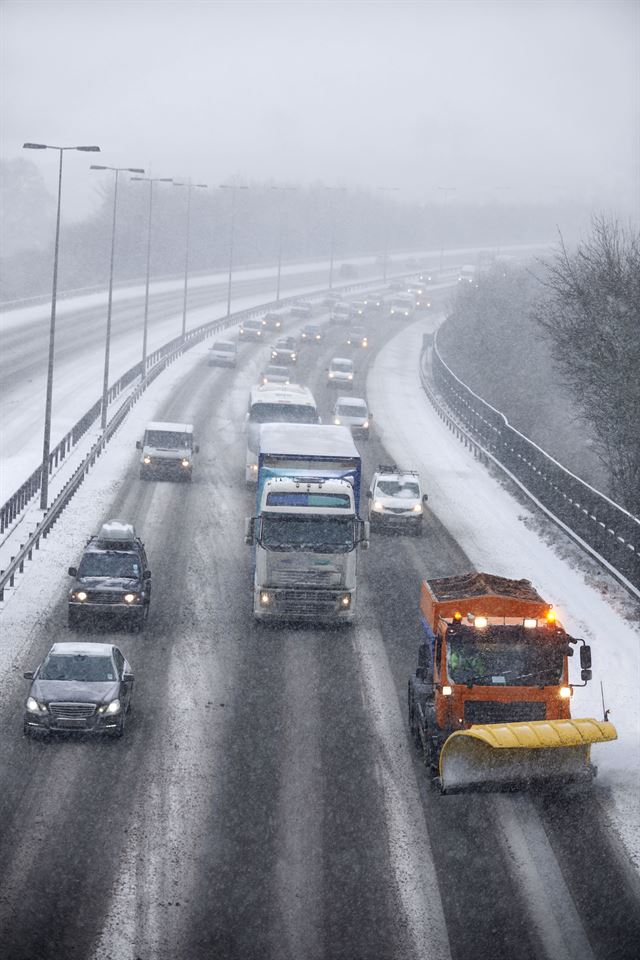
[250,463,258,473]
[181,458,190,467]
[123,593,139,604]
[328,372,334,378]
[98,699,121,715]
[372,500,384,512]
[73,590,88,602]
[143,455,151,464]
[362,420,369,429]
[347,373,353,380]
[315,334,321,340]
[334,417,341,425]
[339,593,351,608]
[412,503,423,513]
[259,591,271,606]
[26,696,48,713]
[271,352,277,359]
[291,353,297,360]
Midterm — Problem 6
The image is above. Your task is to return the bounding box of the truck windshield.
[77,554,140,579]
[249,403,318,424]
[446,627,565,686]
[260,516,355,553]
[145,431,191,449]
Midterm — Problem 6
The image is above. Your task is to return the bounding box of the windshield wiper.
[464,668,560,687]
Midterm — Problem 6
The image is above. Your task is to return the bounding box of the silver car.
[332,396,371,439]
[367,467,428,534]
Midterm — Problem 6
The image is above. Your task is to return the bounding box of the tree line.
[438,217,640,515]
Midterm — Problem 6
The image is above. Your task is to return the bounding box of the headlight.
[362,420,369,429]
[123,593,138,604]
[334,417,341,425]
[339,593,351,608]
[560,686,572,699]
[328,372,334,378]
[250,463,258,473]
[291,353,297,360]
[143,455,151,464]
[259,591,271,606]
[73,590,88,602]
[181,458,190,467]
[412,503,423,513]
[315,334,321,340]
[442,685,453,696]
[271,352,277,359]
[347,373,353,380]
[98,699,121,715]
[362,339,368,347]
[372,500,384,512]
[26,696,47,713]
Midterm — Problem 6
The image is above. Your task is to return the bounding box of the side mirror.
[194,445,200,454]
[359,520,370,550]
[136,440,141,450]
[422,494,429,503]
[581,669,593,682]
[123,673,135,683]
[366,490,373,499]
[143,570,151,580]
[415,666,427,681]
[580,644,592,671]
[244,517,256,546]
[68,566,77,577]
[23,671,35,680]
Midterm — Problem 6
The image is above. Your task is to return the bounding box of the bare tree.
[530,217,640,514]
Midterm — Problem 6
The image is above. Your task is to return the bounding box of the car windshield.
[39,654,116,682]
[144,431,191,449]
[337,404,366,418]
[376,480,420,498]
[77,553,140,579]
[261,516,355,553]
[446,627,565,686]
[213,342,234,352]
[249,403,317,424]
[265,367,289,377]
[332,361,353,373]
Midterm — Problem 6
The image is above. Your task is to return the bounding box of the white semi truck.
[245,423,369,623]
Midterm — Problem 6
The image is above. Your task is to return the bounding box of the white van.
[137,422,199,482]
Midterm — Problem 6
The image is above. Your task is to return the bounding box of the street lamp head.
[128,167,145,174]
[76,145,101,152]
[23,142,47,150]
[90,165,108,170]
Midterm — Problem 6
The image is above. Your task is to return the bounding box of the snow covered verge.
[367,318,640,872]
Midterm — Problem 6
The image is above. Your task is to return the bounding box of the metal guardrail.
[0,274,414,601]
[424,329,640,594]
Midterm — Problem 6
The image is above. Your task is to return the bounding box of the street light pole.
[220,184,248,317]
[272,185,296,302]
[130,175,173,380]
[379,186,400,281]
[437,186,456,272]
[23,142,101,510]
[91,165,145,430]
[173,180,207,339]
[323,187,346,290]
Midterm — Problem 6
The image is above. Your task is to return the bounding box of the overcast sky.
[2,0,638,219]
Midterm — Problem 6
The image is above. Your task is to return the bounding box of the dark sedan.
[23,642,134,738]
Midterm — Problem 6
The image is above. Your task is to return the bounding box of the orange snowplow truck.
[408,572,617,794]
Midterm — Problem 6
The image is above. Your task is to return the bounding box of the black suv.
[67,520,151,630]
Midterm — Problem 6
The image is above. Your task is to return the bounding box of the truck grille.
[273,570,340,587]
[464,701,547,724]
[279,590,340,615]
[50,703,96,719]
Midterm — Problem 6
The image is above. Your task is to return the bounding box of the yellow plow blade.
[438,718,617,794]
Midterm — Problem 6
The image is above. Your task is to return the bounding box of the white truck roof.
[259,422,359,458]
[144,421,194,434]
[250,384,316,406]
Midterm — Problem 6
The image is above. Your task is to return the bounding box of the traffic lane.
[0,359,251,958]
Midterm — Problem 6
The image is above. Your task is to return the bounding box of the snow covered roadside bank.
[367,317,640,872]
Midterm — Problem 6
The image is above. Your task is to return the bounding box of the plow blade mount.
[438,718,617,794]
